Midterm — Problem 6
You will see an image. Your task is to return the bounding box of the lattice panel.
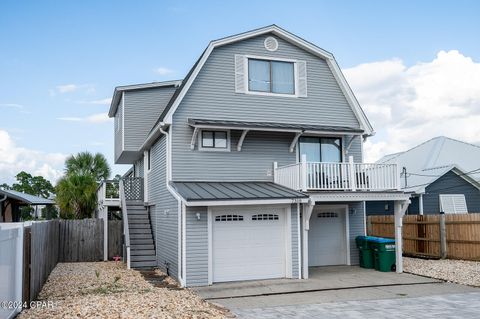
[123,177,144,201]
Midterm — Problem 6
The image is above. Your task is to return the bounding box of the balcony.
[274,156,399,192]
[97,177,144,207]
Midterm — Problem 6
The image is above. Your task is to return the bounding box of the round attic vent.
[264,36,278,51]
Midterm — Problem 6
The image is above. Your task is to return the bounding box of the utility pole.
[402,167,407,188]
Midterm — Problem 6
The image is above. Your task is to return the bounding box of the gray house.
[102,25,409,287]
[367,137,480,215]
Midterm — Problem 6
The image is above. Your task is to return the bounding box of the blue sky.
[1,0,479,184]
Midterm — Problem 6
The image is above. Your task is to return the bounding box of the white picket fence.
[0,223,24,319]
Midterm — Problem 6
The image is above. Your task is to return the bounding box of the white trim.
[296,203,302,279]
[285,205,292,278]
[237,130,249,151]
[363,201,367,235]
[121,92,125,151]
[162,25,374,135]
[182,202,187,286]
[308,192,410,202]
[207,207,213,285]
[345,205,351,266]
[197,129,231,152]
[143,150,150,203]
[186,198,308,207]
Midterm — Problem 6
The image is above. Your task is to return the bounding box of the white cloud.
[343,50,480,162]
[154,67,174,75]
[0,130,66,185]
[51,84,95,95]
[74,98,112,105]
[57,112,112,124]
[0,103,24,109]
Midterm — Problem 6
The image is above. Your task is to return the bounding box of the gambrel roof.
[144,25,374,145]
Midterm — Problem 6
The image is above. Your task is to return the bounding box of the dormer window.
[248,59,295,94]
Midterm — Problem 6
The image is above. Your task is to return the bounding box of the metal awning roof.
[187,118,364,134]
[171,181,308,206]
[0,189,55,205]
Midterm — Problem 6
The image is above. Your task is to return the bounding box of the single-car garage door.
[308,206,347,266]
[212,206,287,283]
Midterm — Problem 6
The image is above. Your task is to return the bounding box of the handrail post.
[349,156,356,191]
[300,154,308,191]
[395,163,401,190]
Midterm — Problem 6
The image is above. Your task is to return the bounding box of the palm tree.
[56,174,97,219]
[56,151,111,219]
[65,152,111,181]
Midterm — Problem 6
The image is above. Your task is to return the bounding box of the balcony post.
[349,156,356,191]
[300,154,308,191]
[273,162,278,183]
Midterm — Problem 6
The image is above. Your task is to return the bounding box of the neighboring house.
[103,25,409,287]
[366,136,480,215]
[0,189,55,222]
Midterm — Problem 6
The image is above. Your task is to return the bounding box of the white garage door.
[308,206,347,266]
[212,206,287,282]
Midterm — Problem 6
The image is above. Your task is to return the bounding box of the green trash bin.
[370,237,396,272]
[355,236,375,269]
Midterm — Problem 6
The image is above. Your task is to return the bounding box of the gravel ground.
[404,257,480,287]
[18,262,230,319]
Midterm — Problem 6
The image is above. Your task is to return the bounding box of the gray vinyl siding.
[347,136,363,163]
[173,130,296,181]
[185,206,208,287]
[148,135,179,279]
[123,87,176,151]
[422,171,480,214]
[172,32,362,181]
[134,157,144,178]
[348,201,366,265]
[114,96,123,161]
[291,204,300,278]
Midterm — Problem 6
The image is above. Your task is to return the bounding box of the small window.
[215,214,244,221]
[248,59,295,94]
[199,130,230,151]
[317,212,339,218]
[252,214,279,221]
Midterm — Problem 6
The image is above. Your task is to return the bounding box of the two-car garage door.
[212,206,287,283]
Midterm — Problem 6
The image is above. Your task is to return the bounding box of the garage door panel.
[308,207,347,267]
[212,207,287,282]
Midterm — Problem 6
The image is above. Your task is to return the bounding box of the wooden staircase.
[126,201,156,269]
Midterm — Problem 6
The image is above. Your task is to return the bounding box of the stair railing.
[119,179,131,269]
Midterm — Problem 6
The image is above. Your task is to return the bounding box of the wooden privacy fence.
[367,214,480,260]
[23,219,123,302]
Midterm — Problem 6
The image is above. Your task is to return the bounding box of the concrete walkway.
[233,292,480,319]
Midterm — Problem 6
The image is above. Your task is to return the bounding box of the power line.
[400,167,480,190]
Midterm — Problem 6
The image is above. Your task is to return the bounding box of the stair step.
[130,233,153,239]
[126,205,147,210]
[130,239,154,245]
[131,260,156,268]
[130,228,152,234]
[129,219,150,223]
[128,211,148,215]
[131,249,155,256]
[131,255,156,262]
[129,224,151,229]
[131,244,154,250]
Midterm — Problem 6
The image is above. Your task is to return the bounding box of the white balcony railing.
[97,179,121,207]
[274,155,399,192]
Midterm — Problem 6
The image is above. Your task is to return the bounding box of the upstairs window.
[199,130,230,151]
[248,59,295,94]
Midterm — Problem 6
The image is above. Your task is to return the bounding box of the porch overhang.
[170,181,309,207]
[188,118,364,152]
[308,191,411,202]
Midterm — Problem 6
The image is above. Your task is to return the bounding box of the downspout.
[158,125,187,288]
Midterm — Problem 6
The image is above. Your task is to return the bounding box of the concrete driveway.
[193,266,479,318]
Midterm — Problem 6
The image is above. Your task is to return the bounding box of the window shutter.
[234,55,246,93]
[297,60,307,97]
[439,194,468,214]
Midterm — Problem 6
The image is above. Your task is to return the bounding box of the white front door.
[308,206,347,266]
[212,206,288,283]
